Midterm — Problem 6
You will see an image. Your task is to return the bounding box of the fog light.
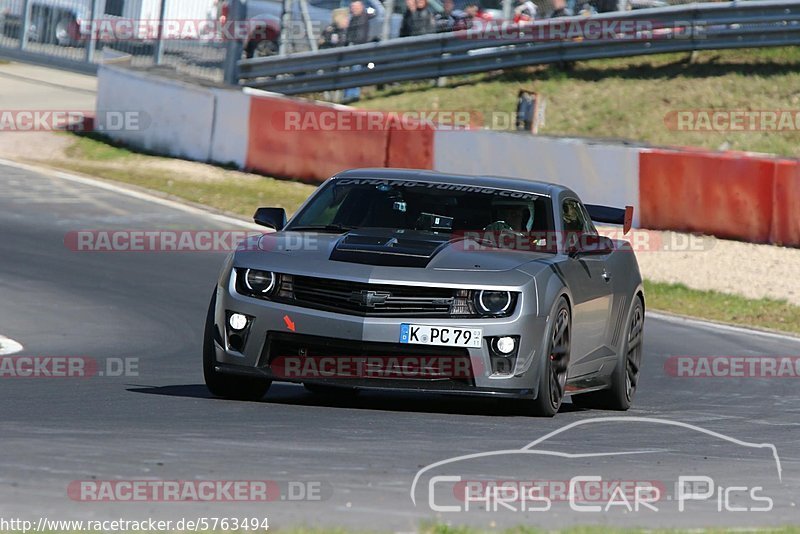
[229,313,248,330]
[495,336,515,354]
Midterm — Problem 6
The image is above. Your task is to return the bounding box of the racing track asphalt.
[1,162,799,530]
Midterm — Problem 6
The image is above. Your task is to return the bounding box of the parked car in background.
[1,0,211,48]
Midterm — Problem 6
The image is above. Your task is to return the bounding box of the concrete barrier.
[639,149,776,243]
[94,67,799,248]
[97,66,214,161]
[97,65,249,167]
[432,130,641,225]
[772,159,800,247]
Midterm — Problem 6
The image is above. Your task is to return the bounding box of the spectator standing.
[399,0,416,37]
[436,0,468,32]
[346,0,370,45]
[514,0,538,21]
[319,8,349,48]
[549,0,572,17]
[409,0,436,36]
[343,0,369,102]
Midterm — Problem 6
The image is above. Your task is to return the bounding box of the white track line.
[3,158,798,344]
[648,311,800,344]
[0,335,23,356]
[0,158,264,231]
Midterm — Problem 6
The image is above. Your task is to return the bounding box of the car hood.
[247,228,554,275]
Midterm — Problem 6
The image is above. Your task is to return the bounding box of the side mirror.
[253,207,286,230]
[568,234,614,257]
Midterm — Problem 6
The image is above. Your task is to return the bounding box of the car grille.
[276,274,467,318]
[260,332,475,387]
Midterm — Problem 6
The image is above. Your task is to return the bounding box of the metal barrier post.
[279,0,293,55]
[381,0,394,41]
[223,0,245,83]
[298,0,317,51]
[153,0,168,64]
[85,0,97,62]
[18,0,30,50]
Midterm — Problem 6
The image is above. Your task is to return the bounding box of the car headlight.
[236,268,275,297]
[475,290,512,315]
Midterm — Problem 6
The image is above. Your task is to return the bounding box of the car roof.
[333,168,574,198]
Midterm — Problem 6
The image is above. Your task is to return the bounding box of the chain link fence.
[0,0,737,82]
[0,0,228,80]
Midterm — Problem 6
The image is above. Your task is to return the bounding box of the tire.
[528,296,571,417]
[203,289,271,401]
[304,383,359,397]
[572,296,643,410]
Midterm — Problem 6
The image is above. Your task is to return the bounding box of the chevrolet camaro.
[203,168,644,416]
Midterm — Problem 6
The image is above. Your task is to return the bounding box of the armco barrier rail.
[238,0,800,94]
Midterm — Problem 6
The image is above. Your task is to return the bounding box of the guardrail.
[238,0,800,94]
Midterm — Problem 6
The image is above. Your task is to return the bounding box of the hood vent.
[329,229,451,267]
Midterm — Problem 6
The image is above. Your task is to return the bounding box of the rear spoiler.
[585,204,634,234]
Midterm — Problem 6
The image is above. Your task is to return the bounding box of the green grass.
[419,528,800,534]
[51,134,317,218]
[357,47,800,157]
[645,280,800,335]
[7,528,797,534]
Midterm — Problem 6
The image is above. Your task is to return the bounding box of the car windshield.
[287,178,554,239]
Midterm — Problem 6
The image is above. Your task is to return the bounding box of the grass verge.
[35,134,800,337]
[645,280,800,336]
[357,47,800,157]
[49,134,317,218]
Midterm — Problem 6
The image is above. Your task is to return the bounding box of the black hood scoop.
[330,229,451,267]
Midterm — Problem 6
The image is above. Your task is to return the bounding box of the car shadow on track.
[126,383,585,417]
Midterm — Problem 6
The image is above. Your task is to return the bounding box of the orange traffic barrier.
[639,149,775,243]
[771,160,800,247]
[246,94,390,183]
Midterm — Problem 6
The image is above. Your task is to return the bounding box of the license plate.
[399,324,482,348]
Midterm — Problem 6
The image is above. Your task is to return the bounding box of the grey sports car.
[203,169,645,416]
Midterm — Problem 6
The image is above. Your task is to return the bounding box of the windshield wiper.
[288,224,358,233]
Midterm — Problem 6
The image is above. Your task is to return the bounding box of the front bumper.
[212,276,550,398]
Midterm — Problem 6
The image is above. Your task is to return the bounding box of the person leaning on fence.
[346,0,371,45]
[320,8,350,49]
[409,0,437,36]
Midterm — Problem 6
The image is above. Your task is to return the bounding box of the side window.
[562,199,591,234]
[577,202,598,235]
